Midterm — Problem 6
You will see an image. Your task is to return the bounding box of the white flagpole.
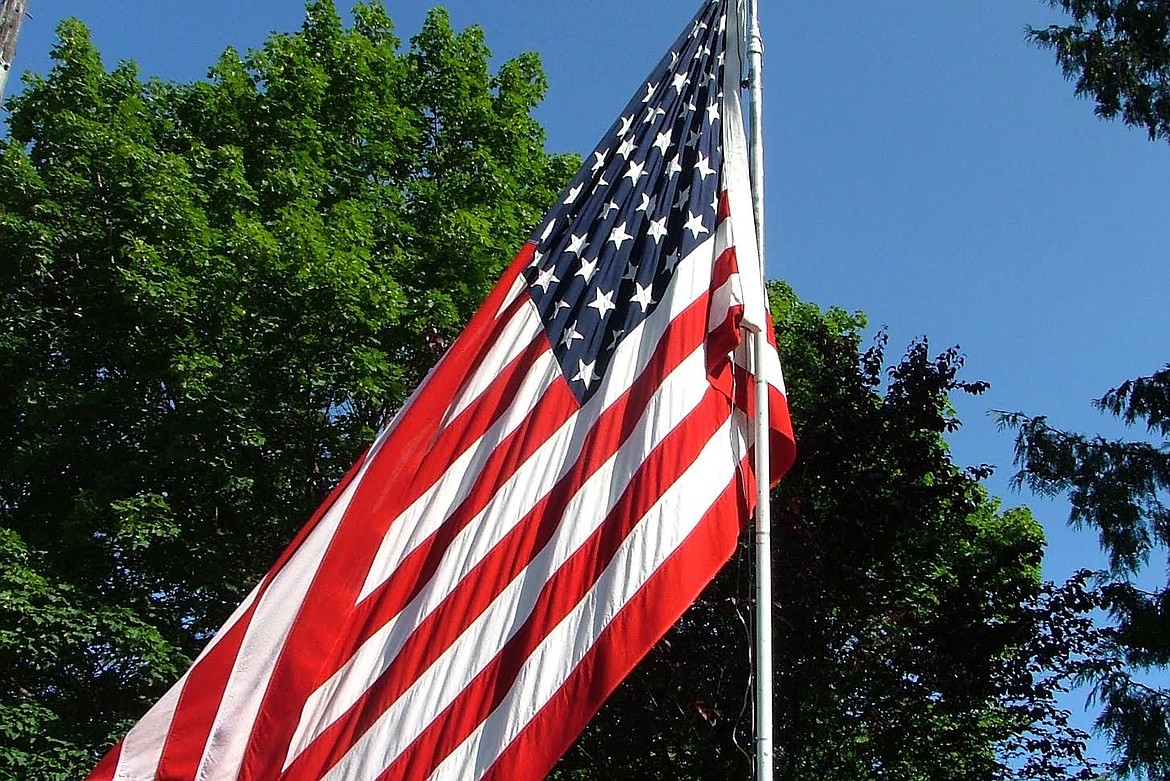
[0,0,30,107]
[744,1,774,780]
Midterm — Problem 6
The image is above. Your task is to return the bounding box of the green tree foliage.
[552,285,1104,781]
[1002,368,1170,779]
[1031,0,1170,141]
[0,3,575,776]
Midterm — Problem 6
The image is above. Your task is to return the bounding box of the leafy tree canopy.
[0,3,575,776]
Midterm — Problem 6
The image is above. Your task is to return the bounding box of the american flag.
[88,1,795,779]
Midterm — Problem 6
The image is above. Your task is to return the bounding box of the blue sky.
[7,0,1168,764]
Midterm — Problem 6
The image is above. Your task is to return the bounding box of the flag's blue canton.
[525,0,728,404]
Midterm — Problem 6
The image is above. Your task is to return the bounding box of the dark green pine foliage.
[551,284,1104,781]
[1031,0,1170,141]
[1002,367,1170,779]
[0,3,575,777]
[1020,3,1170,775]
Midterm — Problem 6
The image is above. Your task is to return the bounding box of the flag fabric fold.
[88,1,795,779]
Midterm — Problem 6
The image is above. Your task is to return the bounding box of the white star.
[561,323,583,348]
[672,71,690,94]
[533,249,544,264]
[642,107,665,124]
[534,266,559,292]
[617,136,637,159]
[565,233,587,257]
[624,160,647,185]
[540,220,556,241]
[642,82,658,103]
[608,221,633,250]
[618,114,634,137]
[572,358,598,390]
[673,185,692,210]
[670,51,680,68]
[667,157,683,177]
[690,20,707,39]
[592,150,608,172]
[588,287,617,318]
[697,45,712,59]
[564,183,583,204]
[555,299,572,316]
[623,259,639,280]
[710,190,720,214]
[575,256,598,282]
[607,329,626,350]
[684,210,709,239]
[631,282,655,313]
[647,216,669,244]
[598,176,609,187]
[718,52,725,67]
[602,200,620,218]
[637,193,658,214]
[706,101,720,124]
[653,129,672,155]
[665,249,682,272]
[695,153,715,180]
[686,129,702,148]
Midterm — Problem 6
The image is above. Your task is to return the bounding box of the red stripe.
[482,471,747,781]
[239,357,567,778]
[167,451,371,776]
[278,297,720,780]
[84,739,122,781]
[347,288,715,642]
[760,307,799,483]
[362,391,736,781]
[362,331,554,537]
[232,248,536,781]
[82,449,372,781]
[729,364,797,499]
[324,255,538,534]
[341,375,577,634]
[767,383,797,485]
[706,244,744,379]
[155,600,259,777]
[484,470,748,781]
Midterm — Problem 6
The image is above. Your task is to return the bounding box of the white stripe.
[287,343,712,770]
[730,335,787,395]
[189,442,378,780]
[707,271,744,334]
[103,429,393,779]
[107,579,263,780]
[356,345,560,604]
[112,679,183,781]
[495,270,528,321]
[317,349,719,781]
[356,231,720,604]
[446,301,546,425]
[718,9,766,332]
[428,419,745,781]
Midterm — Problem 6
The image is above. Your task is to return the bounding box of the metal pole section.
[0,0,30,107]
[745,1,773,781]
